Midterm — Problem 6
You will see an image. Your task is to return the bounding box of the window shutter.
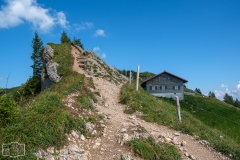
[150,86,152,90]
[165,86,167,89]
[156,86,158,90]
[178,86,180,90]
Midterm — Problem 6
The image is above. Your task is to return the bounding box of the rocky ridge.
[71,43,128,84]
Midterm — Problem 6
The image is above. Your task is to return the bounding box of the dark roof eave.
[142,70,188,83]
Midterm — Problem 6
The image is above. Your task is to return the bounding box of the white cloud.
[0,0,68,32]
[94,29,106,37]
[93,46,100,52]
[220,84,228,88]
[215,88,231,100]
[215,81,240,100]
[101,53,106,58]
[56,12,68,28]
[74,22,93,31]
[92,46,106,58]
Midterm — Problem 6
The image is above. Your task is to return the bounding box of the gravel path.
[71,44,229,160]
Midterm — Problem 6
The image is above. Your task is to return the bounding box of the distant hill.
[0,86,22,95]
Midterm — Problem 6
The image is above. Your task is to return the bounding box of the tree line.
[195,88,240,108]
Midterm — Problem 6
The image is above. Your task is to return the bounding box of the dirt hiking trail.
[71,46,229,160]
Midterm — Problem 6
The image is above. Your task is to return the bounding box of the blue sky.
[0,0,240,100]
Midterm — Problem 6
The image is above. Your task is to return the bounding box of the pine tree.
[61,31,71,43]
[223,93,234,105]
[72,37,84,49]
[234,98,240,108]
[208,91,215,98]
[31,31,44,77]
[195,88,202,94]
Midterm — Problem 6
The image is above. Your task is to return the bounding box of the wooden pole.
[129,71,132,85]
[176,96,182,123]
[136,66,140,91]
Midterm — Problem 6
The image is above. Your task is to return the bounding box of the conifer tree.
[61,31,71,43]
[208,91,215,98]
[234,98,240,108]
[223,93,234,105]
[72,37,84,49]
[31,31,44,77]
[195,88,202,94]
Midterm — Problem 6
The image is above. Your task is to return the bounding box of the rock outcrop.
[71,43,128,84]
[35,131,89,160]
[41,45,61,91]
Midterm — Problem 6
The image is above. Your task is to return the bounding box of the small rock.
[189,154,196,160]
[80,135,86,141]
[46,147,54,154]
[134,111,143,116]
[174,132,180,136]
[120,128,127,133]
[184,152,189,157]
[164,137,172,143]
[181,140,187,146]
[92,130,97,135]
[129,115,136,120]
[71,130,79,139]
[93,142,101,149]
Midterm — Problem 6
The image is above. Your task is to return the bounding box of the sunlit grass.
[120,83,240,159]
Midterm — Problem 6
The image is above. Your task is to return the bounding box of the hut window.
[151,85,157,90]
[160,86,166,90]
[174,86,180,90]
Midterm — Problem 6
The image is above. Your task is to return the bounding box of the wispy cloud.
[215,81,240,100]
[74,22,93,31]
[0,0,69,32]
[93,46,100,52]
[94,29,106,37]
[56,12,69,28]
[92,46,106,59]
[220,84,228,88]
[101,53,106,59]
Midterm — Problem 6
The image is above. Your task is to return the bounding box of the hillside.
[121,84,240,159]
[0,43,237,160]
[181,90,240,144]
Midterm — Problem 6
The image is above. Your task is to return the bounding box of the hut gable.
[141,70,188,100]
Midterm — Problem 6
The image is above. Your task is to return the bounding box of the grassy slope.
[181,93,240,144]
[0,43,100,159]
[120,83,240,159]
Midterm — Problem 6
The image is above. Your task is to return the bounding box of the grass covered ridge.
[0,43,101,159]
[120,83,240,159]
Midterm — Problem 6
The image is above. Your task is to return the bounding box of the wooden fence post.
[176,96,182,123]
[129,71,132,85]
[136,66,140,91]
